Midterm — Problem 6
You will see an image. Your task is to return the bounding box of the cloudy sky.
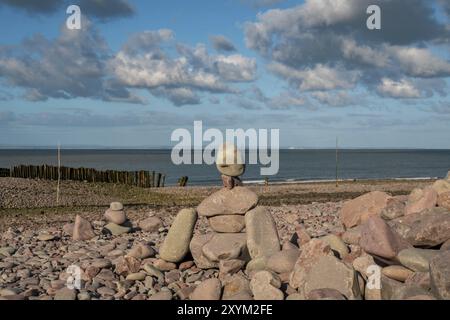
[0,0,449,148]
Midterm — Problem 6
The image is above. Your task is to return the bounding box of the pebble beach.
[0,175,449,300]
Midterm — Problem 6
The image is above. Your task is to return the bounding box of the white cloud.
[377,78,422,98]
[389,46,450,77]
[268,63,359,91]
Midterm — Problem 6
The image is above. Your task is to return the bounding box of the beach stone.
[149,290,172,300]
[340,191,391,228]
[91,259,112,269]
[245,207,280,259]
[159,208,197,263]
[219,259,246,275]
[250,271,284,300]
[104,209,127,225]
[382,265,414,282]
[62,223,74,236]
[115,256,141,276]
[0,288,20,296]
[432,179,450,195]
[221,175,243,189]
[143,264,164,283]
[0,246,16,257]
[360,216,411,260]
[197,187,258,217]
[222,274,252,300]
[286,293,303,300]
[190,278,222,300]
[381,197,406,220]
[190,233,218,269]
[390,285,430,300]
[300,255,361,300]
[342,226,362,245]
[110,202,123,211]
[381,275,403,300]
[405,187,438,215]
[209,215,245,233]
[307,288,346,300]
[352,255,377,280]
[320,234,349,258]
[202,233,248,262]
[397,248,440,272]
[438,191,450,210]
[127,243,155,259]
[405,272,431,290]
[139,217,163,232]
[126,272,146,281]
[216,143,245,177]
[429,251,450,299]
[103,223,131,236]
[290,239,332,289]
[37,233,56,241]
[153,259,176,271]
[441,239,450,250]
[72,215,96,241]
[54,288,77,300]
[266,249,299,274]
[246,256,268,274]
[404,208,450,246]
[291,224,311,247]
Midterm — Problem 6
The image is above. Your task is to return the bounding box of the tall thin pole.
[56,143,61,206]
[335,137,339,187]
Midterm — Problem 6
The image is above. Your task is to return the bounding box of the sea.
[0,149,449,186]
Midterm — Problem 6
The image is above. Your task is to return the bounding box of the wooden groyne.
[1,165,166,188]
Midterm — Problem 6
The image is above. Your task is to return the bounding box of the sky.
[0,0,449,149]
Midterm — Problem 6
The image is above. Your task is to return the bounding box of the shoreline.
[243,176,440,185]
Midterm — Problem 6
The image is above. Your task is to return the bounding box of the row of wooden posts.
[2,165,166,188]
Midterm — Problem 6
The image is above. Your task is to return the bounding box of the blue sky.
[0,0,449,148]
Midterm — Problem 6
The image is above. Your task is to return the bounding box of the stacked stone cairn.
[102,202,132,236]
[157,144,286,300]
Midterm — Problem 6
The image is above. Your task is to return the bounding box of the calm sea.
[0,149,449,186]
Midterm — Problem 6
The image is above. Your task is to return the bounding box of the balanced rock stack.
[191,144,283,298]
[102,202,132,236]
[193,145,256,271]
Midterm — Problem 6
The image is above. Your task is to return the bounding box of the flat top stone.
[110,202,123,211]
[197,187,258,217]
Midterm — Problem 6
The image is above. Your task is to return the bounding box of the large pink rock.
[405,187,437,215]
[360,216,411,260]
[340,191,391,229]
[72,215,96,241]
[404,208,450,247]
[289,239,332,290]
[438,191,450,210]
